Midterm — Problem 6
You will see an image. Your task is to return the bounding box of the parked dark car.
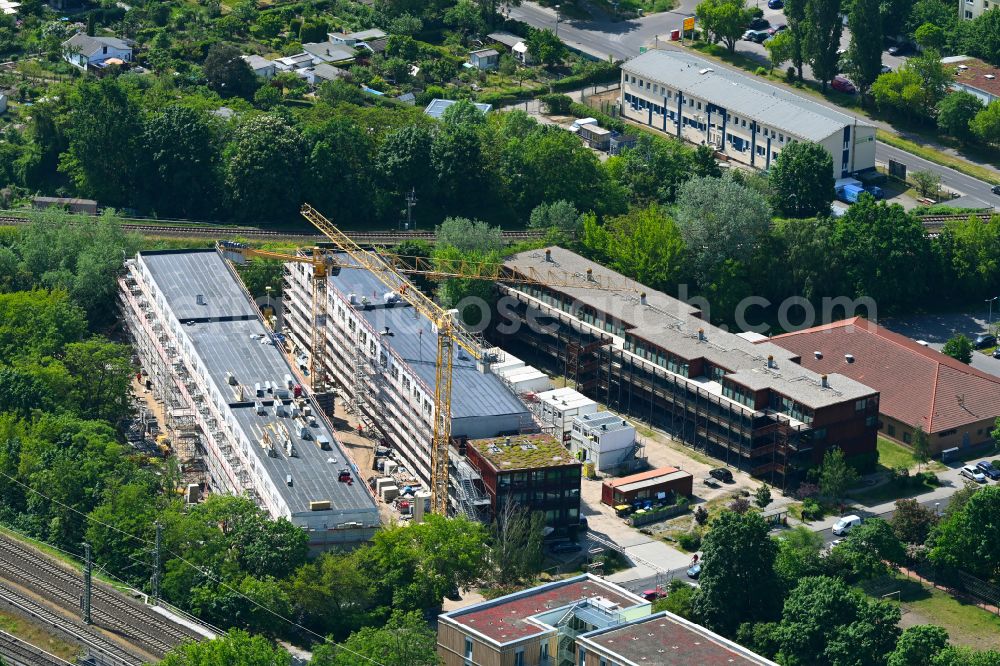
[974,333,997,349]
[977,461,1000,480]
[887,43,912,56]
[992,184,1000,195]
[709,467,734,483]
[831,76,857,93]
[767,0,784,8]
[748,16,770,30]
[993,347,1000,359]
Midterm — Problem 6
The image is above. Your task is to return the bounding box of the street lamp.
[987,296,998,334]
[265,286,272,310]
[554,4,561,37]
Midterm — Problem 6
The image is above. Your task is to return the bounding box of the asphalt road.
[507,2,999,198]
[881,312,1000,378]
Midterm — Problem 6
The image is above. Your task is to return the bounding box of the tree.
[803,0,842,90]
[528,200,582,242]
[774,526,825,592]
[225,114,305,223]
[928,485,1000,580]
[937,91,984,141]
[59,78,143,206]
[783,0,807,79]
[933,646,1000,666]
[376,125,435,202]
[444,0,485,38]
[431,124,483,208]
[963,9,1000,67]
[304,117,377,223]
[915,22,946,50]
[309,611,438,666]
[767,141,834,218]
[972,100,1000,147]
[846,0,882,98]
[692,511,780,636]
[142,106,222,218]
[62,339,133,424]
[204,44,257,99]
[837,518,906,579]
[695,0,754,53]
[606,134,696,204]
[160,630,290,665]
[890,498,938,546]
[818,448,859,504]
[754,484,772,509]
[872,51,950,121]
[581,205,686,291]
[765,29,794,72]
[675,174,771,285]
[832,196,931,310]
[435,217,503,254]
[942,334,974,364]
[912,426,931,472]
[889,625,949,666]
[652,579,696,619]
[526,28,565,66]
[911,170,942,198]
[484,503,545,591]
[774,576,901,666]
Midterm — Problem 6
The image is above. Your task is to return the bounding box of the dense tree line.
[672,496,1000,666]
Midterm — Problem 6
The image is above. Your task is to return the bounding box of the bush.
[568,102,628,133]
[677,531,702,551]
[917,471,940,486]
[755,66,768,76]
[800,498,824,521]
[540,93,573,114]
[785,66,796,82]
[694,506,709,525]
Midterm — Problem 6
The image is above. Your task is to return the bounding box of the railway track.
[0,533,199,659]
[0,214,546,243]
[0,582,143,666]
[0,629,73,666]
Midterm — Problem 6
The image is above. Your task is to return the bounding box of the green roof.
[470,434,579,471]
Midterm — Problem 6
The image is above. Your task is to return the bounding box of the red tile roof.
[585,613,774,665]
[766,318,1000,433]
[448,578,640,643]
[603,466,681,490]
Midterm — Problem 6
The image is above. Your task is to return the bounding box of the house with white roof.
[620,50,876,177]
[62,34,133,70]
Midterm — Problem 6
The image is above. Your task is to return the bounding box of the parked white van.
[832,515,862,536]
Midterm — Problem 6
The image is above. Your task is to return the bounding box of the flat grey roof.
[488,31,523,48]
[622,50,873,142]
[575,411,632,433]
[139,250,377,517]
[504,247,877,409]
[302,41,357,62]
[326,254,531,422]
[140,250,259,321]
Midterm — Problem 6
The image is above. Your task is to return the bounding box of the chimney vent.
[640,292,647,305]
[845,354,855,363]
[196,294,205,305]
[767,354,775,369]
[814,351,823,359]
[586,268,594,281]
[821,374,828,388]
[544,249,552,262]
[698,328,705,341]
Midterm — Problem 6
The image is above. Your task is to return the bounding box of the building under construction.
[282,252,535,518]
[119,249,380,549]
[495,247,881,488]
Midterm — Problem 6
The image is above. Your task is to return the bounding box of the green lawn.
[877,437,945,473]
[850,478,937,506]
[0,611,81,661]
[884,577,1000,650]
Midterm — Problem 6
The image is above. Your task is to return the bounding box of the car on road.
[709,467,734,483]
[887,43,912,56]
[743,29,770,43]
[550,542,583,554]
[960,465,987,483]
[976,461,1000,480]
[831,76,857,93]
[686,562,702,579]
[992,184,1000,195]
[832,514,862,535]
[993,347,1000,359]
[973,333,997,349]
[767,0,784,8]
[748,16,770,30]
[642,588,666,600]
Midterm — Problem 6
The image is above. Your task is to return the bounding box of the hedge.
[568,102,628,133]
[476,61,621,106]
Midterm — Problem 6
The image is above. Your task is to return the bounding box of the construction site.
[119,247,380,550]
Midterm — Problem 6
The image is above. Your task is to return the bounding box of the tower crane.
[222,210,638,516]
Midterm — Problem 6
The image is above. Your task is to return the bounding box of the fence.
[900,562,1000,616]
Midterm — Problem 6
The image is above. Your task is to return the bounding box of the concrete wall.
[880,415,996,455]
